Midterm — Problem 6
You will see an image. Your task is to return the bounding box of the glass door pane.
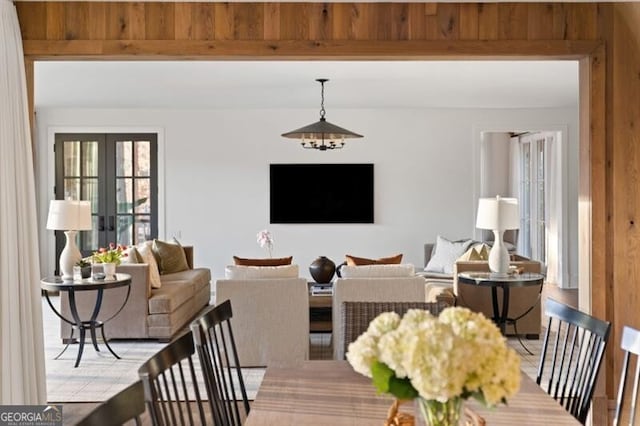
[111,136,157,246]
[55,135,105,271]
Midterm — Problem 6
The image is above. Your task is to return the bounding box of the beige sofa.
[60,246,211,342]
[215,276,309,368]
[332,273,426,360]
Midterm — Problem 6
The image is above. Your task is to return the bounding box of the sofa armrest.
[117,263,152,299]
[61,263,151,340]
[182,246,194,269]
[424,243,435,269]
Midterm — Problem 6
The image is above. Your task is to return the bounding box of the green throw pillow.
[152,239,189,275]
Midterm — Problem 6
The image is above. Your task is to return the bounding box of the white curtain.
[0,0,47,404]
[545,133,564,287]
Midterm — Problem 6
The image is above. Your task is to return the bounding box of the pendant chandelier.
[282,78,363,151]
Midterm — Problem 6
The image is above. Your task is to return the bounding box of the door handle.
[108,216,115,231]
[98,216,105,231]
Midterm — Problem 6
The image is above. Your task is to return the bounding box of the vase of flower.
[346,307,521,426]
[415,397,463,426]
[102,262,116,279]
[93,243,127,279]
[309,256,335,283]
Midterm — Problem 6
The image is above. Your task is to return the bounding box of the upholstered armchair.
[214,264,309,367]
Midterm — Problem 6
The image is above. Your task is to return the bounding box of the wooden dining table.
[245,360,580,425]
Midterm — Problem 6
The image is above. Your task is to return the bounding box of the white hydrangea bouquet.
[346,307,521,426]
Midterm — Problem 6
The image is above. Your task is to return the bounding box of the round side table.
[457,271,544,354]
[41,273,132,368]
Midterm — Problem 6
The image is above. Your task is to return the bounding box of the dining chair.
[75,380,145,426]
[138,330,216,426]
[613,325,640,426]
[536,298,611,424]
[191,299,250,426]
[340,300,450,360]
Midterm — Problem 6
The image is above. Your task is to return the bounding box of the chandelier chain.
[319,80,326,119]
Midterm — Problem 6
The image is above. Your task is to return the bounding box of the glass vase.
[415,397,463,426]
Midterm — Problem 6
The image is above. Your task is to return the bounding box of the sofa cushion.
[345,253,403,266]
[425,235,473,274]
[153,239,190,274]
[148,281,195,314]
[340,264,415,278]
[161,267,211,294]
[233,256,293,266]
[138,242,162,289]
[416,271,454,280]
[225,264,299,279]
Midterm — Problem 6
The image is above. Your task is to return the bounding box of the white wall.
[35,106,579,283]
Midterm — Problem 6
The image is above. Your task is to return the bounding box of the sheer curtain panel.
[0,0,46,404]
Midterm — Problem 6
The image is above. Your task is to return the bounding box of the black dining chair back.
[76,380,145,426]
[191,299,250,426]
[613,325,640,426]
[341,300,450,360]
[138,331,215,426]
[536,298,611,424]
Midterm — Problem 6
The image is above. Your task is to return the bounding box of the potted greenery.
[75,259,92,279]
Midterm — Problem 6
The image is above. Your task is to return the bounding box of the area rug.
[43,295,265,403]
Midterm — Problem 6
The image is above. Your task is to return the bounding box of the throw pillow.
[425,235,473,274]
[339,264,415,278]
[152,239,189,274]
[233,256,293,267]
[457,246,482,261]
[345,253,403,266]
[137,242,162,289]
[121,246,141,264]
[475,243,490,260]
[224,264,299,279]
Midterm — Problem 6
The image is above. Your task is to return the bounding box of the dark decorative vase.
[309,256,336,284]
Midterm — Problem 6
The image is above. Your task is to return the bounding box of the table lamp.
[476,196,519,276]
[47,199,92,280]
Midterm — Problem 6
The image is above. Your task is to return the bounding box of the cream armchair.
[215,272,309,368]
[453,259,543,337]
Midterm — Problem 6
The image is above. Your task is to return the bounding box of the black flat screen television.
[270,163,374,224]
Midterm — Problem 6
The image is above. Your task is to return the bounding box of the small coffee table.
[41,273,132,367]
[457,271,544,354]
[308,282,332,333]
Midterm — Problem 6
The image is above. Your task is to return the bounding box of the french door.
[54,133,158,264]
[518,132,550,263]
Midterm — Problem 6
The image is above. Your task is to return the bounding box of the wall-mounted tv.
[270,163,374,224]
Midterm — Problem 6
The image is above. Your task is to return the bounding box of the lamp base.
[488,229,510,276]
[60,230,82,281]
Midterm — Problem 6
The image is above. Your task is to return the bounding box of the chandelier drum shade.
[476,196,520,276]
[282,78,363,151]
[47,199,92,280]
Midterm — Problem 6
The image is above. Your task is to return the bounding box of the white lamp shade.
[46,200,92,231]
[476,196,519,231]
